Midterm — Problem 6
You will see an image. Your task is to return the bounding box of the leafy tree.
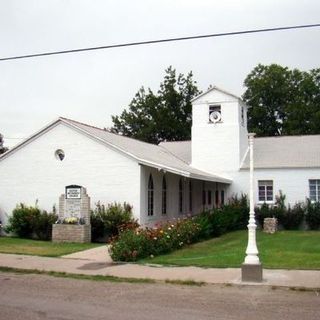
[243,64,320,136]
[111,66,201,144]
[0,133,8,155]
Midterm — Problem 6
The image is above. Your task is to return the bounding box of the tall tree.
[0,133,8,155]
[243,64,320,136]
[111,66,201,144]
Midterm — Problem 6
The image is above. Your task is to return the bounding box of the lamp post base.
[241,263,263,282]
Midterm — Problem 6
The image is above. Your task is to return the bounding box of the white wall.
[191,89,248,175]
[227,168,320,206]
[0,122,141,224]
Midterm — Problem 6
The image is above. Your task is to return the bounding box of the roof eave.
[0,118,62,162]
[191,86,243,103]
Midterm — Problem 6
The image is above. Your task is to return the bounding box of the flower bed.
[109,195,249,262]
[109,218,202,261]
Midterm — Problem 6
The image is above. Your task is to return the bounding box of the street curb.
[0,266,319,292]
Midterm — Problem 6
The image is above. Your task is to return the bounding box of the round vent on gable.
[55,149,65,161]
[209,111,222,123]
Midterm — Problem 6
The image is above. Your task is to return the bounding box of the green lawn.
[141,230,320,270]
[0,237,102,257]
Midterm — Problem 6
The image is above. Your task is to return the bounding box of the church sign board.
[66,185,81,199]
[52,185,91,243]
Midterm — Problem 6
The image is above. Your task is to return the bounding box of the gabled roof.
[0,117,231,184]
[160,136,320,169]
[241,135,320,169]
[159,141,191,164]
[191,85,243,103]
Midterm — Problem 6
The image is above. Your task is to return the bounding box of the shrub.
[195,194,249,237]
[255,203,272,227]
[32,211,58,240]
[109,218,202,262]
[280,203,305,230]
[90,202,136,242]
[5,203,39,238]
[306,200,320,230]
[109,229,150,261]
[255,192,288,228]
[5,203,57,240]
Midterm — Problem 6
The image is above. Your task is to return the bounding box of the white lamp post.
[241,133,263,282]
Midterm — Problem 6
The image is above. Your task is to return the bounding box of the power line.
[0,23,319,62]
[3,137,26,140]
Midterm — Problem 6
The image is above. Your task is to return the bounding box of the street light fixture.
[241,133,263,282]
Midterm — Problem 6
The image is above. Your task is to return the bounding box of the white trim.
[0,118,61,162]
[191,85,242,103]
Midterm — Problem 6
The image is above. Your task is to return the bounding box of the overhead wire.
[0,23,319,62]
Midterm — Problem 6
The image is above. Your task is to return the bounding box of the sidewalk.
[0,246,319,289]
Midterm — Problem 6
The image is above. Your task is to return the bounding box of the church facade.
[0,87,319,226]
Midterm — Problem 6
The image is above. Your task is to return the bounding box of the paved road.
[0,273,319,320]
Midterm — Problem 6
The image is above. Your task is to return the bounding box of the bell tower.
[191,86,248,175]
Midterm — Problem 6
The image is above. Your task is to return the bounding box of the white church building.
[0,87,319,226]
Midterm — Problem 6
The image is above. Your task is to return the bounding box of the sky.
[0,0,319,148]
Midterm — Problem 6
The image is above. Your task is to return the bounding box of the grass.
[140,230,320,270]
[0,266,156,284]
[0,237,102,257]
[0,267,205,286]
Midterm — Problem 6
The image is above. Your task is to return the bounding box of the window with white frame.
[258,180,273,202]
[309,179,320,202]
[148,174,154,216]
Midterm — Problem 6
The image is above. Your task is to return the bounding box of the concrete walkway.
[0,246,319,289]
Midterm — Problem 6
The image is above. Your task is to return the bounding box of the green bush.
[90,202,136,242]
[255,203,285,228]
[109,218,202,262]
[280,203,305,230]
[306,200,320,230]
[33,211,58,240]
[5,203,57,240]
[110,195,248,262]
[109,229,151,261]
[255,192,306,229]
[255,193,319,230]
[195,194,249,237]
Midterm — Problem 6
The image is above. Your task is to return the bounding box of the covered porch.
[139,164,232,226]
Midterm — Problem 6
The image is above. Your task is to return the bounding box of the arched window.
[215,190,219,208]
[189,180,193,212]
[162,176,167,215]
[179,178,183,214]
[148,174,154,216]
[208,190,212,206]
[221,190,225,206]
